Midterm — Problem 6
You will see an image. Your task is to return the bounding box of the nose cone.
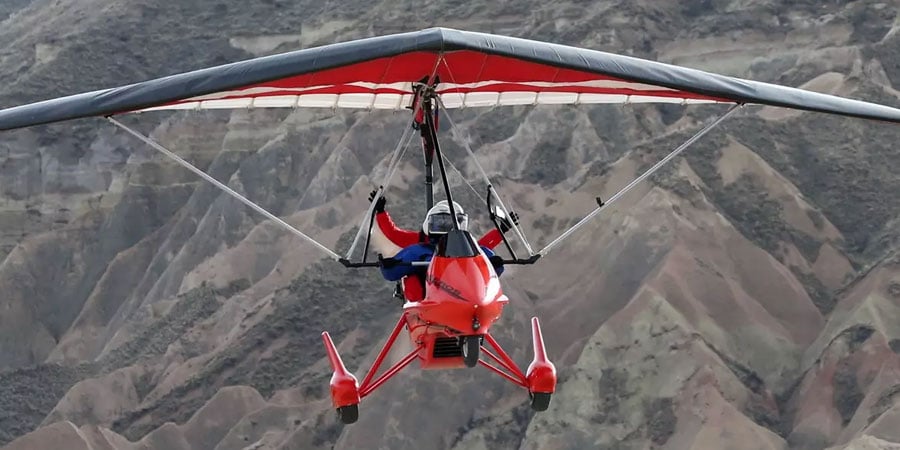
[472,271,505,332]
[478,275,503,306]
[447,256,502,307]
[424,255,507,333]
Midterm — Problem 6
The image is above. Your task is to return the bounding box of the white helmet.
[422,200,468,235]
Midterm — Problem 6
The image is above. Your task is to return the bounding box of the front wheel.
[462,336,480,368]
[337,404,359,424]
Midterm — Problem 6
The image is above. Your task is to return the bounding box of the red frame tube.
[324,317,553,404]
[483,333,528,382]
[359,314,409,392]
[360,346,421,397]
[478,359,527,387]
[481,347,527,385]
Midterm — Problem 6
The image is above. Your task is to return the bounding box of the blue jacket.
[380,243,503,281]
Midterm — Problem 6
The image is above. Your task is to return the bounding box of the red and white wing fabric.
[1,27,899,130]
[141,50,729,112]
[435,50,729,107]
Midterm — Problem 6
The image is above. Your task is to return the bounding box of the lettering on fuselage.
[425,273,468,302]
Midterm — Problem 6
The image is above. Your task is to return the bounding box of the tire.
[337,404,359,424]
[462,336,480,368]
[529,392,552,411]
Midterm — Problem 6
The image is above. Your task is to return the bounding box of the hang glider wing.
[1,27,899,131]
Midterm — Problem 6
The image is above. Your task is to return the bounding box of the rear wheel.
[337,404,358,424]
[462,336,480,368]
[529,392,552,411]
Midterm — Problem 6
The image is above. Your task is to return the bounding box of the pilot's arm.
[379,257,413,281]
[379,244,434,281]
[375,211,420,248]
[478,229,503,249]
[482,246,505,276]
[479,211,519,250]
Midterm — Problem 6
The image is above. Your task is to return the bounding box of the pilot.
[375,198,509,302]
[369,190,512,250]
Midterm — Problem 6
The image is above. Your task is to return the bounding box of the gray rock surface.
[0,1,899,449]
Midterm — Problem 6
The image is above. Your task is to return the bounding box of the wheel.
[462,336,480,368]
[529,392,552,411]
[337,404,359,424]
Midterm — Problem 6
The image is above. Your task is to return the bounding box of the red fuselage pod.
[404,251,508,369]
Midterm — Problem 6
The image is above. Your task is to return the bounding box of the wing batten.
[0,27,898,130]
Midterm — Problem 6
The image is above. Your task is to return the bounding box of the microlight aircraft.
[0,28,898,424]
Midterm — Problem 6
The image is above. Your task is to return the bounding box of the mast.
[422,95,460,229]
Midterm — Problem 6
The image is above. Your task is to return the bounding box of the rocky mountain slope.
[0,1,899,449]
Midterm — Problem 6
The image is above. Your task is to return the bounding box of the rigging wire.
[435,97,535,255]
[345,122,416,259]
[107,116,342,261]
[439,151,486,205]
[538,104,742,256]
[345,70,438,260]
